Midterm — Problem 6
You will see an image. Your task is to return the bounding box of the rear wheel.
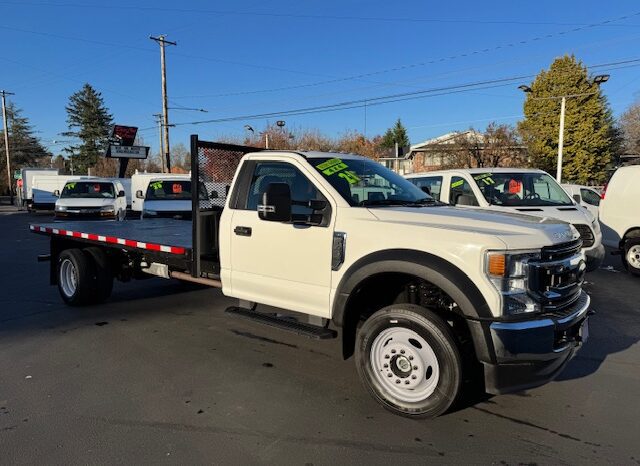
[57,249,95,306]
[623,238,640,276]
[355,304,462,418]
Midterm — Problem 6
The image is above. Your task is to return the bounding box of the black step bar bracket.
[225,306,337,340]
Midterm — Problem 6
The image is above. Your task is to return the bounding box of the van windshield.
[310,157,435,206]
[471,172,573,206]
[145,180,193,200]
[61,182,115,199]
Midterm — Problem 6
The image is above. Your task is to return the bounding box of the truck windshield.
[311,157,435,206]
[471,172,573,206]
[61,182,115,199]
[145,180,194,200]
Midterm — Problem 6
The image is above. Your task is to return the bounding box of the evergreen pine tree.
[517,55,615,184]
[380,118,410,150]
[63,84,113,174]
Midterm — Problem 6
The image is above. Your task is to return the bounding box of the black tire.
[622,238,640,276]
[57,249,96,306]
[84,247,114,302]
[355,304,462,419]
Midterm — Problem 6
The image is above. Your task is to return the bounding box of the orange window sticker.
[93,184,101,192]
[508,179,522,194]
[172,183,183,194]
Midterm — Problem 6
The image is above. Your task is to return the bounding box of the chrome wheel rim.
[59,258,77,297]
[627,245,640,269]
[370,326,440,403]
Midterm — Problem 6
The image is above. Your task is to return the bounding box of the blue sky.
[2,0,640,157]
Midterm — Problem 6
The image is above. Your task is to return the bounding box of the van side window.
[410,176,443,198]
[449,176,479,206]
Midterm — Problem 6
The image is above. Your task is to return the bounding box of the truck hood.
[56,198,116,208]
[368,206,579,250]
[483,204,595,225]
[143,199,191,212]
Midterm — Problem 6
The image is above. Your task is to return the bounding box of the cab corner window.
[449,177,479,206]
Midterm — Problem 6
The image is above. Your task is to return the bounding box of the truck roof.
[245,150,368,161]
[405,167,547,178]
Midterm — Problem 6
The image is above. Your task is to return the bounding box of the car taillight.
[601,183,607,199]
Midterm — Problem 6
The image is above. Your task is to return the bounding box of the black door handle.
[234,226,252,237]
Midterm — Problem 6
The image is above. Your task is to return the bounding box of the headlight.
[485,250,541,316]
[100,206,115,213]
[55,205,67,212]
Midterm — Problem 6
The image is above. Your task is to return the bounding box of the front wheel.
[623,238,640,276]
[355,304,462,418]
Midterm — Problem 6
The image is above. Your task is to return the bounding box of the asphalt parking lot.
[1,210,639,465]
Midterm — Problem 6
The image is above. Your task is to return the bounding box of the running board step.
[225,307,337,339]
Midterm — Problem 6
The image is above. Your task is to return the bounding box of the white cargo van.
[140,178,202,220]
[406,168,604,271]
[130,171,190,212]
[54,178,127,221]
[599,165,640,275]
[20,168,59,209]
[31,174,76,210]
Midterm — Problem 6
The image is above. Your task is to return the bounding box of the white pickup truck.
[406,168,604,272]
[30,137,591,418]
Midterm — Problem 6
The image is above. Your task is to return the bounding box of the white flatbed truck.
[30,137,592,418]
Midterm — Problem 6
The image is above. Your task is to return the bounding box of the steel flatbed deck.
[30,220,191,256]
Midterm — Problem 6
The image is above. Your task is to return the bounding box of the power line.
[2,1,640,27]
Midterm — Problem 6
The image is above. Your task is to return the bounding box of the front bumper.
[584,244,605,272]
[55,210,116,220]
[469,291,591,395]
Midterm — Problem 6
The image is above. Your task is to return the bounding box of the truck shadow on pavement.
[554,268,640,382]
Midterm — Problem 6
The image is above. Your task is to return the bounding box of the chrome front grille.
[572,224,594,248]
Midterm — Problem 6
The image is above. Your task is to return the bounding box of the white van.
[561,184,601,219]
[139,178,209,220]
[130,171,190,212]
[54,178,127,221]
[406,168,604,271]
[31,174,76,210]
[599,165,640,275]
[20,168,59,208]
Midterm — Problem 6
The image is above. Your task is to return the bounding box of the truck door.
[228,159,334,318]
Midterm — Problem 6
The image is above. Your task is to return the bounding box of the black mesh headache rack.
[190,135,261,278]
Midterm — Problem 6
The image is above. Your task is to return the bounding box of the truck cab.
[405,168,604,271]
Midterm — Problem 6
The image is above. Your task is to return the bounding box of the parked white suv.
[599,165,640,275]
[55,178,127,221]
[406,168,604,271]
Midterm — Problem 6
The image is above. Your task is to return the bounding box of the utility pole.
[1,90,15,201]
[150,35,176,173]
[153,113,166,172]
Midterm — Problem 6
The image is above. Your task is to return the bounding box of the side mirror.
[573,194,581,204]
[136,190,144,199]
[53,190,60,197]
[118,190,126,198]
[258,183,291,222]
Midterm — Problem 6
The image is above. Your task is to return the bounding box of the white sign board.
[107,145,150,159]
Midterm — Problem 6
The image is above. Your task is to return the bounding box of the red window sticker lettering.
[508,179,522,194]
[172,183,183,194]
[93,184,101,192]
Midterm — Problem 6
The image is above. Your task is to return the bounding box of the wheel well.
[623,228,640,242]
[340,272,475,362]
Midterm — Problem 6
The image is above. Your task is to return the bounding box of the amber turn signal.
[487,253,506,276]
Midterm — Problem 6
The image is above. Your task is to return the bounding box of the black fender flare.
[332,248,493,327]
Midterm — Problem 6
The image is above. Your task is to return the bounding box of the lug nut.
[400,350,405,354]
[383,363,388,368]
[413,366,418,370]
[387,373,392,378]
[409,356,413,360]
[411,375,417,380]
[395,379,401,384]
[405,380,410,385]
[391,349,396,354]
[384,354,390,359]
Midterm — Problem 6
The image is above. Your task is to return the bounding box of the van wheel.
[355,304,462,418]
[84,247,114,302]
[623,238,640,276]
[57,249,95,306]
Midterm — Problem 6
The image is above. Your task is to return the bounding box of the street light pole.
[556,96,566,183]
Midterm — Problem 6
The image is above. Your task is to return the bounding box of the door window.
[409,176,443,198]
[449,176,479,206]
[244,162,326,221]
[580,188,601,206]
